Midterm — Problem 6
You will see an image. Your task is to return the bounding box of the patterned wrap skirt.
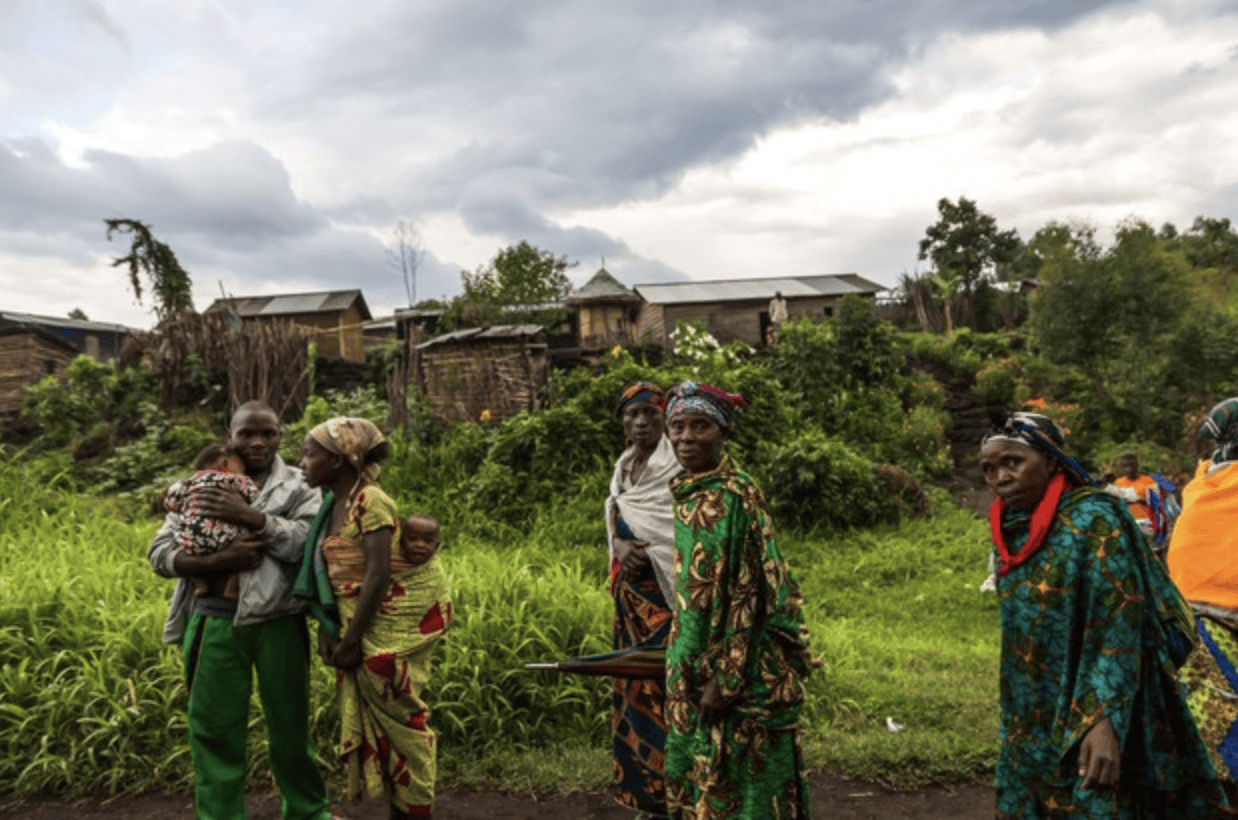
[337,556,452,817]
[613,564,672,816]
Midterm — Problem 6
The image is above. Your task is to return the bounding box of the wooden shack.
[205,290,372,362]
[0,326,79,417]
[415,325,548,424]
[0,311,136,362]
[633,273,886,348]
[565,266,642,353]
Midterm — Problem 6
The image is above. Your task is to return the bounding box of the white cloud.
[2,0,1238,328]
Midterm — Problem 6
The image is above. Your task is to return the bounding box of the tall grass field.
[0,453,1000,797]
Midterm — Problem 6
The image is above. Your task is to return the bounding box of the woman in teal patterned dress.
[662,381,813,820]
[980,411,1226,819]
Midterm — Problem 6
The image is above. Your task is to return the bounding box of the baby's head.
[195,443,245,474]
[401,514,441,564]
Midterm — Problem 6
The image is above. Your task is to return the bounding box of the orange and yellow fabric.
[1113,474,1158,523]
[1167,461,1238,609]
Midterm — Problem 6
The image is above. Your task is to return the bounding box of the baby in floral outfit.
[164,443,261,599]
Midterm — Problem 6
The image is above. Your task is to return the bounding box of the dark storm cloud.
[279,0,1137,217]
[0,137,322,245]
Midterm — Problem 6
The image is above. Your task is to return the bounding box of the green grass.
[0,458,999,797]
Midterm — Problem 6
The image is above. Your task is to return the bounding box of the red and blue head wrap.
[663,381,748,430]
[981,410,1095,487]
[615,381,665,417]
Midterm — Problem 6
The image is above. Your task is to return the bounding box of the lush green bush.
[20,357,158,450]
[755,430,894,532]
[904,329,1012,381]
[972,357,1022,405]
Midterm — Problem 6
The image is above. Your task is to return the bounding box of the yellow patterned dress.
[664,457,813,820]
[323,484,452,818]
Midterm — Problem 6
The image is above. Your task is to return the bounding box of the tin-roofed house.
[204,289,371,362]
[0,311,137,362]
[414,325,548,424]
[0,325,79,418]
[633,273,886,348]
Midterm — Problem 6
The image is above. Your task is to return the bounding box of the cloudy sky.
[2,0,1237,329]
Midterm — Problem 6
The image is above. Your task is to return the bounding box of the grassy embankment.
[0,454,998,798]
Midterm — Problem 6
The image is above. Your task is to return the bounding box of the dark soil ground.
[1,769,993,819]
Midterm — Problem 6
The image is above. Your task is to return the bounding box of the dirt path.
[1,770,993,819]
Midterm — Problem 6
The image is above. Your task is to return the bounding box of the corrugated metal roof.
[0,310,139,334]
[206,289,371,320]
[416,324,544,350]
[635,275,869,305]
[0,324,80,352]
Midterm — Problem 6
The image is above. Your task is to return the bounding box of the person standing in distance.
[147,401,333,820]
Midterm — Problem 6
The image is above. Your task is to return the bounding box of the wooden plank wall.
[649,296,844,347]
[419,341,548,424]
[0,334,73,416]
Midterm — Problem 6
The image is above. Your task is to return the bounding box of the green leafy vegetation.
[10,203,1238,796]
[0,450,998,796]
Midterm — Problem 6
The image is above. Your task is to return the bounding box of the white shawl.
[606,434,681,609]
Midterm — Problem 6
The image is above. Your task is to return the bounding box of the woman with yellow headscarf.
[294,417,451,820]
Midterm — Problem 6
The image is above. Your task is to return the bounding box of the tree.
[444,241,575,331]
[68,308,89,321]
[1182,216,1238,271]
[917,197,1020,332]
[462,240,574,306]
[105,219,194,322]
[386,219,425,305]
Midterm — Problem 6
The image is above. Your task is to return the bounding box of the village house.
[633,273,886,348]
[204,289,372,362]
[0,311,136,362]
[413,324,548,424]
[564,266,642,353]
[0,325,79,417]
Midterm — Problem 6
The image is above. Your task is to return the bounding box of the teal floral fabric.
[995,486,1226,819]
[665,456,813,819]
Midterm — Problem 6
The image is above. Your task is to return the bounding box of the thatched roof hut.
[565,266,642,352]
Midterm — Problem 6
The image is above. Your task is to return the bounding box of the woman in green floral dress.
[662,382,813,820]
[981,410,1226,819]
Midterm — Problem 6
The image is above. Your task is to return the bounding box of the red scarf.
[989,472,1069,578]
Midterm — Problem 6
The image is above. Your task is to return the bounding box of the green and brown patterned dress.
[994,486,1226,819]
[665,456,813,820]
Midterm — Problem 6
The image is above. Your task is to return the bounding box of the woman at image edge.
[662,381,813,820]
[980,411,1225,819]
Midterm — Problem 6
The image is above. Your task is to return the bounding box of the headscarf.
[1200,398,1238,464]
[981,410,1095,487]
[663,381,747,430]
[308,416,387,492]
[615,381,665,417]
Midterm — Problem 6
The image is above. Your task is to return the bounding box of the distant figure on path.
[981,410,1225,818]
[295,416,451,820]
[662,381,813,819]
[768,290,788,344]
[1103,452,1158,536]
[606,381,679,819]
[147,401,332,820]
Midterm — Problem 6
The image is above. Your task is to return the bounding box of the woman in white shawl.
[607,381,680,820]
